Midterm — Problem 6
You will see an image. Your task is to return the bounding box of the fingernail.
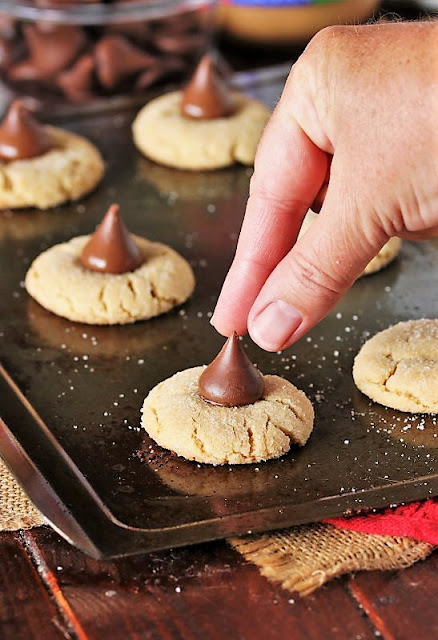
[250,301,302,351]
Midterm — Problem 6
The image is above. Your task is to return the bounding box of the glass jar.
[0,0,215,114]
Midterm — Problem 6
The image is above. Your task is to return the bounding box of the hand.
[211,21,438,351]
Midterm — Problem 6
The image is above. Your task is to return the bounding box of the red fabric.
[325,499,438,545]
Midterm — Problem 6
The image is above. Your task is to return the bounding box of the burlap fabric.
[230,525,433,596]
[0,457,45,530]
[0,456,433,595]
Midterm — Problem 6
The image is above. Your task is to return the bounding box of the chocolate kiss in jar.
[0,0,215,112]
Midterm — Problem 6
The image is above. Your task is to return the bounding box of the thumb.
[247,178,388,351]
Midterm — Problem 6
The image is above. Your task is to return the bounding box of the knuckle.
[240,253,269,272]
[286,247,349,300]
[289,26,350,135]
[303,24,346,59]
[248,184,307,217]
[312,24,351,44]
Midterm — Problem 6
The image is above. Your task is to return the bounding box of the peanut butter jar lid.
[217,0,380,45]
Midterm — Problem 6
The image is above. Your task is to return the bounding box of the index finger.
[211,102,329,337]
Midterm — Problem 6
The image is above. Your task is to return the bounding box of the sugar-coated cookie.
[141,366,314,465]
[132,91,270,171]
[299,211,401,277]
[25,234,195,325]
[133,55,270,172]
[353,319,438,413]
[0,100,104,209]
[0,127,104,210]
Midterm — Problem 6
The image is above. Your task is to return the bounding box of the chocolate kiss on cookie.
[181,55,237,120]
[199,332,264,406]
[81,204,144,274]
[0,101,53,161]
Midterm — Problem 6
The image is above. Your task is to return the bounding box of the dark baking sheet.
[1,72,438,558]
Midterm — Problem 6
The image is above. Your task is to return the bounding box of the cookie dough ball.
[299,211,401,277]
[141,366,314,465]
[132,91,270,171]
[25,235,195,325]
[353,319,438,413]
[0,126,104,210]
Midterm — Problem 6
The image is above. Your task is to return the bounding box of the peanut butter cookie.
[25,234,195,325]
[0,126,104,210]
[353,319,438,413]
[132,91,270,171]
[141,366,314,465]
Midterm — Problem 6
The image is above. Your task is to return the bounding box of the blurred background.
[0,0,435,113]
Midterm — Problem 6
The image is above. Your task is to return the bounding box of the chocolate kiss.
[199,333,264,407]
[0,101,53,162]
[95,35,156,89]
[57,54,95,101]
[135,57,185,91]
[181,55,237,120]
[23,24,85,76]
[81,204,144,274]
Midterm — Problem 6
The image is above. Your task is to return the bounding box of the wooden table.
[2,526,437,639]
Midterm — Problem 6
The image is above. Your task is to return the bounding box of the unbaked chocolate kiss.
[57,54,95,101]
[181,55,237,120]
[199,332,264,407]
[95,35,156,89]
[0,100,53,161]
[12,24,86,80]
[81,204,144,274]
